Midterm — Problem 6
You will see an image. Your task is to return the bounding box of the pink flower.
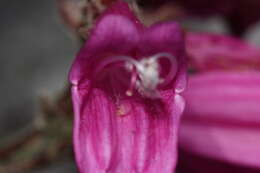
[69,1,187,173]
[178,32,260,173]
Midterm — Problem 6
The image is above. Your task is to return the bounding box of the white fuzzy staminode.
[131,57,161,98]
[125,53,176,98]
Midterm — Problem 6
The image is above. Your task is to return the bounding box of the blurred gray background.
[0,0,76,135]
[0,0,77,172]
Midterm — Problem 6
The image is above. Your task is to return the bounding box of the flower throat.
[95,53,177,98]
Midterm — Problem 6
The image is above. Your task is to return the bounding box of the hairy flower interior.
[95,53,177,98]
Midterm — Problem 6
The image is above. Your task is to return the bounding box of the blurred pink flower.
[178,32,260,173]
[186,32,260,71]
[69,1,187,173]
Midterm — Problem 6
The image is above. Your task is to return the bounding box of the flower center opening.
[95,53,177,98]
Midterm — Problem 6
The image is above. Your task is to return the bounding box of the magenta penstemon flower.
[179,32,260,173]
[69,1,187,173]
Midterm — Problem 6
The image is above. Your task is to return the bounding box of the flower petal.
[69,3,140,86]
[186,32,260,71]
[139,22,185,56]
[72,86,184,173]
[179,71,260,168]
[101,1,142,28]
